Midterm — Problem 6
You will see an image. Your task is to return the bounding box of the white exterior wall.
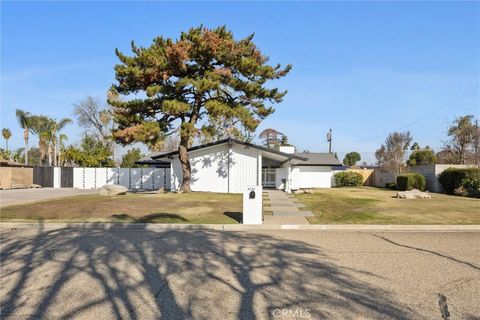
[170,142,259,193]
[229,143,259,193]
[289,167,301,190]
[285,166,332,189]
[170,144,230,192]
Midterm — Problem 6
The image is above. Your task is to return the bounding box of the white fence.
[73,167,170,190]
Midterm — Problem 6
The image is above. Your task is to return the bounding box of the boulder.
[292,188,313,194]
[99,185,128,196]
[396,189,431,199]
[30,184,42,188]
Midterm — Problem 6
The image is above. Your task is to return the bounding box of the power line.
[303,84,479,151]
[356,85,479,143]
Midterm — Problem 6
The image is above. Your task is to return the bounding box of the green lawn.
[294,187,480,224]
[0,192,243,224]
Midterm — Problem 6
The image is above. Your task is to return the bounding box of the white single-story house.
[138,138,341,193]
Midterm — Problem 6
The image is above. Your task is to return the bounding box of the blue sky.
[1,1,479,163]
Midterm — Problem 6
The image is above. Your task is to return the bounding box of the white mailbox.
[243,186,263,224]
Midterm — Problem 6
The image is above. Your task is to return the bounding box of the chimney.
[279,146,295,154]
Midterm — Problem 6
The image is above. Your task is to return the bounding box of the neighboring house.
[135,152,171,168]
[139,138,341,193]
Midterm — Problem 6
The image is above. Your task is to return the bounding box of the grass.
[295,187,480,224]
[0,192,243,224]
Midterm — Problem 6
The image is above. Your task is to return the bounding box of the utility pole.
[327,128,332,153]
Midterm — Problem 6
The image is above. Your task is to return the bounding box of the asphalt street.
[1,227,479,319]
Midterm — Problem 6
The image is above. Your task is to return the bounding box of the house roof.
[151,138,309,161]
[150,139,340,166]
[135,151,171,166]
[291,152,342,166]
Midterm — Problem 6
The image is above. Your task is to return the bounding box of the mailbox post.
[243,186,263,224]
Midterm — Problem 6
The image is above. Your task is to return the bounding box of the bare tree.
[375,131,412,180]
[73,97,113,148]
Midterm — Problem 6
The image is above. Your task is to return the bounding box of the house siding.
[229,143,259,193]
[170,144,230,192]
[169,142,259,193]
[295,166,332,188]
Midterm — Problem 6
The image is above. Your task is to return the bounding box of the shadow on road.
[0,223,414,319]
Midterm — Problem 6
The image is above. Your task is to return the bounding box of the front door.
[262,168,276,188]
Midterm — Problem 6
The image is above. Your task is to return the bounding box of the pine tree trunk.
[178,134,192,192]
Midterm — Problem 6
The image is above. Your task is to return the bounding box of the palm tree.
[43,131,54,166]
[12,147,25,163]
[16,109,32,165]
[2,128,12,153]
[57,133,68,166]
[50,118,72,166]
[29,116,54,165]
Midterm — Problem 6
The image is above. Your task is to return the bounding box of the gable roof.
[151,138,308,161]
[291,152,342,166]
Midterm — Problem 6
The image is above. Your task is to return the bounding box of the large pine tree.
[110,26,291,192]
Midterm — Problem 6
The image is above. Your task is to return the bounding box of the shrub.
[396,173,426,191]
[385,182,397,190]
[334,171,363,187]
[438,168,480,197]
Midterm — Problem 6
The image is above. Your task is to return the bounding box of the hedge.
[396,173,426,191]
[334,171,363,187]
[438,168,480,198]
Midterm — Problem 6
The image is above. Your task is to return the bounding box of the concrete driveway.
[1,227,478,319]
[0,188,98,207]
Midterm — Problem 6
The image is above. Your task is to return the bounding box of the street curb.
[1,222,480,231]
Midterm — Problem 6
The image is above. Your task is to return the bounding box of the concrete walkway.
[263,190,313,225]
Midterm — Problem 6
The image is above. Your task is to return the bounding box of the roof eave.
[151,138,308,161]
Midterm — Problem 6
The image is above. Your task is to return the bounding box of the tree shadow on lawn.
[223,211,243,223]
[0,224,415,319]
[110,213,188,223]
